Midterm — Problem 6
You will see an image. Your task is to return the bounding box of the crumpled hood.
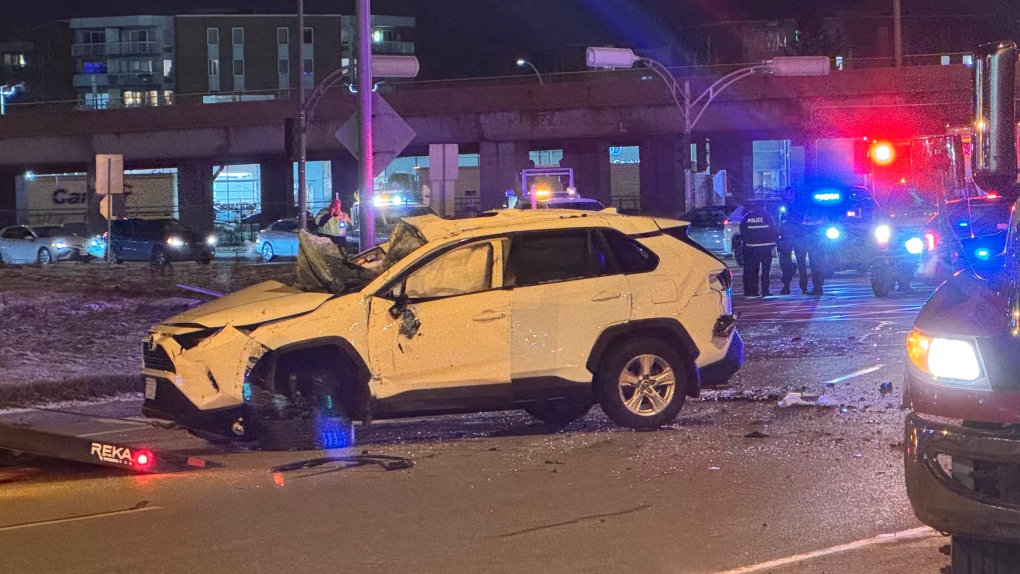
[162,280,334,328]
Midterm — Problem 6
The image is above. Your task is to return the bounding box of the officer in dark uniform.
[740,202,780,297]
[779,210,809,295]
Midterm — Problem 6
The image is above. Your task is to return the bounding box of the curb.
[0,376,141,409]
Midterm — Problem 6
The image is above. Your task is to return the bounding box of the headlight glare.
[825,227,840,240]
[206,235,217,245]
[905,237,924,255]
[907,330,984,384]
[874,225,891,244]
[166,236,185,248]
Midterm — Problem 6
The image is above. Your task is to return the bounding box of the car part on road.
[270,453,414,474]
[595,338,688,429]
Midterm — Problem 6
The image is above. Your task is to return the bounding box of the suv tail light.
[924,232,937,252]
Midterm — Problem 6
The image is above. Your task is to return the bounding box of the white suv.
[141,210,742,445]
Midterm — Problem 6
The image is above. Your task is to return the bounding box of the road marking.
[0,504,162,533]
[76,425,152,438]
[712,526,939,574]
[822,364,885,386]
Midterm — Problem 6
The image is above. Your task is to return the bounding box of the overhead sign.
[95,154,124,195]
[336,93,416,177]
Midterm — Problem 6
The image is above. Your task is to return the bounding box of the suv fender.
[252,336,372,421]
[586,319,701,397]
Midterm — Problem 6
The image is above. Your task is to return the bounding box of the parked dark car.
[679,205,735,258]
[104,218,216,265]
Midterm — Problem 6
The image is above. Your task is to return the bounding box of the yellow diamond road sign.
[335,93,416,177]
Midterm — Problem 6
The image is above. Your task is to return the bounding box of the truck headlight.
[206,235,217,246]
[907,330,986,384]
[166,236,185,248]
[905,237,924,255]
[874,225,891,244]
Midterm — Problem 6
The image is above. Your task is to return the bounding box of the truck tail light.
[924,232,937,252]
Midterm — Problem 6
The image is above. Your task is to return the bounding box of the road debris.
[744,430,770,439]
[880,381,893,394]
[777,392,832,407]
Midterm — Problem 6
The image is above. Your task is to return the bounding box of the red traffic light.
[870,142,895,166]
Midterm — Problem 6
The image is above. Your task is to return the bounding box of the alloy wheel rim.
[263,244,273,260]
[618,354,675,416]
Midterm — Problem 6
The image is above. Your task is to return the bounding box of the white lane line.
[712,526,939,574]
[822,364,886,386]
[76,425,152,438]
[0,505,162,533]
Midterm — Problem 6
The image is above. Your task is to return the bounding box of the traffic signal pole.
[297,0,308,232]
[357,0,375,253]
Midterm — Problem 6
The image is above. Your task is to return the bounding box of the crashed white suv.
[141,210,742,445]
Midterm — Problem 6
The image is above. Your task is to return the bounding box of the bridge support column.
[0,168,16,228]
[260,157,295,225]
[329,152,358,208]
[694,137,710,173]
[177,160,216,234]
[480,141,530,210]
[560,140,611,206]
[639,135,687,215]
[709,134,754,202]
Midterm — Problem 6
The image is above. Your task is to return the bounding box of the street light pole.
[516,59,544,84]
[357,0,375,253]
[893,0,903,67]
[297,0,308,232]
[586,48,829,210]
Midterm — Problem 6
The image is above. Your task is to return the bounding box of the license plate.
[145,377,157,400]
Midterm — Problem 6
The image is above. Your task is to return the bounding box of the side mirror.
[388,293,409,319]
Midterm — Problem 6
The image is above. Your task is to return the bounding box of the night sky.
[2,0,1016,78]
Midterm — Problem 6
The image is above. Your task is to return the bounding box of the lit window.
[147,90,159,106]
[963,55,974,66]
[208,59,219,76]
[163,90,173,105]
[164,59,173,79]
[941,55,950,66]
[123,90,142,107]
[835,56,844,71]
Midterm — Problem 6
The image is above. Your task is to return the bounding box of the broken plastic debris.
[879,381,893,394]
[777,392,832,408]
[709,466,721,471]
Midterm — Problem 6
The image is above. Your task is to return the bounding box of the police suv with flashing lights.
[140,209,743,446]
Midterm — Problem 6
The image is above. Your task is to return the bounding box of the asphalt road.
[0,273,950,574]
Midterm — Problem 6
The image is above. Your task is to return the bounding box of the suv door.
[368,238,512,411]
[505,228,631,385]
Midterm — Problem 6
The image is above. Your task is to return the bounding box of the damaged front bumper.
[904,412,1020,544]
[141,326,267,436]
[699,330,743,387]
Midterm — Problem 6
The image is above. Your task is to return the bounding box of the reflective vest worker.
[316,199,353,249]
[739,202,779,297]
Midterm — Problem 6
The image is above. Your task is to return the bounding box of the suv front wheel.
[595,337,688,429]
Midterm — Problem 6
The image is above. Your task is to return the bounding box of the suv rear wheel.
[595,337,688,429]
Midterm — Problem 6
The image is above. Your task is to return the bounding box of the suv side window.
[600,229,659,274]
[504,229,609,287]
[402,241,495,300]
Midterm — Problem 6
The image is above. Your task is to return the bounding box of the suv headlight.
[907,329,987,385]
[166,236,185,248]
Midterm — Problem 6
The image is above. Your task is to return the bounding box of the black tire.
[524,398,593,428]
[952,536,1020,574]
[151,247,168,267]
[37,248,52,265]
[732,236,745,266]
[594,337,689,429]
[871,276,890,297]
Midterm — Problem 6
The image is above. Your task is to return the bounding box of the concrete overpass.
[0,64,977,227]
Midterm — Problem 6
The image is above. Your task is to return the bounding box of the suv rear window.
[505,230,609,287]
[600,229,658,274]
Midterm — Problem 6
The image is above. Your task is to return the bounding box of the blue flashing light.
[975,248,992,261]
[316,415,354,450]
[813,190,842,203]
[957,221,969,228]
[825,227,840,240]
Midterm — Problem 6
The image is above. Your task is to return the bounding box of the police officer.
[740,201,780,297]
[779,211,809,295]
[316,198,352,250]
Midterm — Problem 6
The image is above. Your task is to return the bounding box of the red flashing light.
[722,219,729,225]
[870,142,895,166]
[135,452,152,468]
[987,193,999,199]
[924,232,938,252]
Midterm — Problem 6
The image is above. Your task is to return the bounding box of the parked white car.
[141,209,743,446]
[254,218,317,262]
[0,225,88,264]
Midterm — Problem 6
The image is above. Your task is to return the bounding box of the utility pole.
[893,0,902,67]
[297,0,308,231]
[357,0,375,252]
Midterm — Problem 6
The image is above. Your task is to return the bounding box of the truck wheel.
[524,398,593,428]
[595,337,688,429]
[871,276,890,297]
[952,536,1020,573]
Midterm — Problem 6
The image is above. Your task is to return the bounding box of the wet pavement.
[0,272,948,573]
